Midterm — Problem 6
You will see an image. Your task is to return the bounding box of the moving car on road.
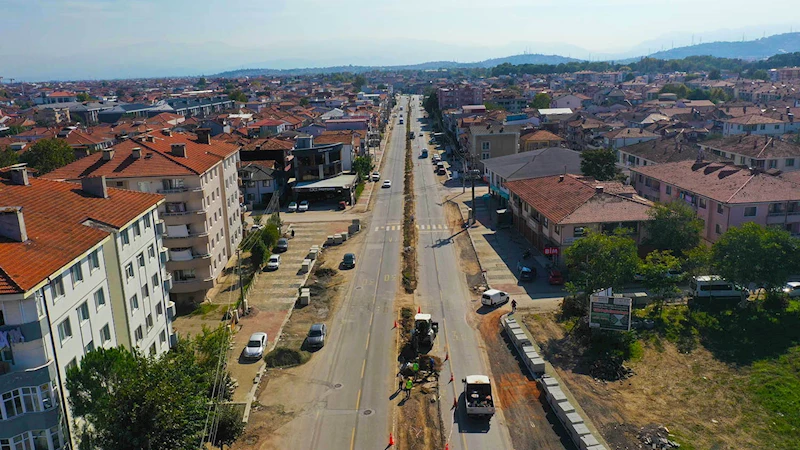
[288,202,298,212]
[306,323,327,349]
[371,171,380,181]
[243,332,268,360]
[298,200,309,212]
[266,254,281,270]
[382,180,392,188]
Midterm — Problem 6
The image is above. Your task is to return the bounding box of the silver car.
[243,332,267,360]
[306,323,327,348]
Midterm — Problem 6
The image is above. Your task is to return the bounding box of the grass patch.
[264,347,310,368]
[188,303,221,317]
[749,347,800,447]
[355,181,365,201]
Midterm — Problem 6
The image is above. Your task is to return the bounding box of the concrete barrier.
[299,288,310,306]
[579,434,600,450]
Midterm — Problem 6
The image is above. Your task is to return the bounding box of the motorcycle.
[522,249,531,259]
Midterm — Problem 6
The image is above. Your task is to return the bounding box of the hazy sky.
[1,0,797,80]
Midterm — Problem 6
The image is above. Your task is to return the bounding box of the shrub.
[264,347,308,368]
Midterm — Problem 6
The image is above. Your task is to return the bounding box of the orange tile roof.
[521,130,565,142]
[313,131,355,145]
[0,175,163,294]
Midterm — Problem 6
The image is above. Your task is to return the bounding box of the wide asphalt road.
[409,95,514,450]
[296,97,407,449]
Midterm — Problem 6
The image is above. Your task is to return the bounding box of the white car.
[250,224,264,232]
[298,200,309,212]
[382,180,392,188]
[371,171,380,181]
[243,332,267,360]
[266,254,281,270]
[288,202,298,212]
[783,282,800,297]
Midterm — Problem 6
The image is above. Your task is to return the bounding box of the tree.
[299,97,309,106]
[0,147,19,167]
[209,405,245,449]
[352,75,366,92]
[66,346,210,450]
[643,202,703,256]
[227,90,247,103]
[352,155,374,179]
[5,125,26,135]
[683,245,712,277]
[751,69,770,81]
[261,224,280,250]
[640,250,682,313]
[76,92,91,102]
[623,73,636,82]
[709,69,721,80]
[251,240,269,269]
[197,77,207,88]
[580,148,619,181]
[712,223,800,301]
[564,230,639,298]
[20,138,75,174]
[530,92,551,110]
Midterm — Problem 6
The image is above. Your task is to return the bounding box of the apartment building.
[462,123,522,166]
[43,129,242,306]
[722,114,786,136]
[437,85,484,110]
[0,166,173,449]
[698,134,800,172]
[630,160,800,243]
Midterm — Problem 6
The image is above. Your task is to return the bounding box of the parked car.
[243,332,268,360]
[516,262,535,281]
[306,323,327,349]
[481,289,509,307]
[288,202,298,212]
[371,171,380,181]
[275,238,289,252]
[382,180,392,188]
[298,200,309,212]
[266,254,281,270]
[250,224,264,232]
[342,253,356,269]
[783,282,800,298]
[548,269,564,285]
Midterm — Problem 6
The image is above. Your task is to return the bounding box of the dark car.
[517,262,536,281]
[275,238,289,252]
[548,269,564,285]
[342,253,356,269]
[306,323,327,348]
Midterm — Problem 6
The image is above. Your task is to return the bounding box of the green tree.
[709,69,721,80]
[530,92,551,110]
[228,90,248,102]
[640,250,682,313]
[262,224,280,250]
[251,240,269,269]
[643,202,703,256]
[76,92,91,102]
[5,125,26,135]
[623,73,636,82]
[209,405,245,449]
[580,148,620,181]
[352,155,374,179]
[352,75,366,91]
[0,147,19,167]
[197,77,207,88]
[20,138,75,174]
[712,223,799,302]
[564,230,639,298]
[751,69,770,81]
[683,245,712,277]
[299,97,309,106]
[66,346,210,450]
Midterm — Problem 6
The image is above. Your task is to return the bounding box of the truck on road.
[410,313,438,353]
[420,148,428,158]
[462,375,495,418]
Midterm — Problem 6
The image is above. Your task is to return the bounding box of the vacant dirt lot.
[524,312,771,450]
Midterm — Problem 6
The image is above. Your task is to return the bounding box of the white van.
[690,276,747,299]
[481,289,509,306]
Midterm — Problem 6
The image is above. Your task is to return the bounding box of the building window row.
[0,425,64,450]
[0,383,56,421]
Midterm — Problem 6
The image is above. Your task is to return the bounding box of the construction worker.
[511,299,517,313]
[405,378,413,399]
[412,362,420,380]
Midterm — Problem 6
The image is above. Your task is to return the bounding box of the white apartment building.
[44,129,243,306]
[0,166,173,449]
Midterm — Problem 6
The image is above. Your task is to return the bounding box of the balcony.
[169,277,215,293]
[161,208,205,217]
[161,209,207,226]
[167,250,212,270]
[162,231,210,247]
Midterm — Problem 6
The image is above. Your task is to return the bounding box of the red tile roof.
[521,130,565,142]
[0,175,163,294]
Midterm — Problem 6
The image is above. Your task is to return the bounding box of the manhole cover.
[363,409,373,416]
[334,383,343,389]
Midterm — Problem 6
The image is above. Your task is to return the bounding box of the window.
[20,387,40,414]
[160,329,167,344]
[70,263,83,286]
[135,326,143,342]
[744,206,757,217]
[125,263,134,279]
[100,324,111,343]
[554,225,560,235]
[66,358,77,372]
[141,283,149,299]
[129,294,139,313]
[481,152,490,160]
[89,250,100,271]
[156,301,164,316]
[52,275,65,298]
[775,125,780,130]
[152,273,160,291]
[542,217,549,229]
[77,302,90,322]
[94,288,106,308]
[148,244,155,259]
[717,203,724,214]
[121,229,130,246]
[84,341,94,353]
[573,226,586,237]
[132,221,141,238]
[715,224,722,234]
[149,343,157,356]
[57,319,72,344]
[2,390,22,419]
[698,198,707,209]
[137,252,145,267]
[143,214,151,228]
[481,141,490,151]
[787,158,796,167]
[768,159,778,169]
[665,185,672,195]
[146,314,153,330]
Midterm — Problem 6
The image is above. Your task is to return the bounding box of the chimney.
[131,147,142,159]
[81,176,108,198]
[162,128,172,137]
[595,185,604,194]
[559,174,565,182]
[743,106,747,114]
[196,128,211,145]
[171,143,187,157]
[102,148,115,161]
[9,166,29,186]
[0,206,27,242]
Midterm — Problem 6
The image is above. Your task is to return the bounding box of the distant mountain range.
[215,33,800,78]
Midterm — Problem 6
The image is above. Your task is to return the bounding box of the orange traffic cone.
[445,444,450,450]
[452,397,458,409]
[449,372,454,383]
[444,352,449,361]
[417,306,421,313]
[393,320,398,329]
[388,433,395,446]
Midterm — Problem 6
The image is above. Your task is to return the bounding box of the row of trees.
[659,83,731,102]
[1,138,76,174]
[564,201,800,308]
[250,213,282,269]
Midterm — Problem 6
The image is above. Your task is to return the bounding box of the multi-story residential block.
[603,127,660,150]
[506,174,653,266]
[722,114,786,136]
[437,85,483,110]
[698,134,800,172]
[0,166,173,449]
[483,147,582,206]
[769,67,800,82]
[519,130,565,152]
[43,129,242,306]
[630,160,800,243]
[239,161,277,206]
[462,123,522,166]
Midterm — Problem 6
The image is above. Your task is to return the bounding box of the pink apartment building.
[630,160,800,243]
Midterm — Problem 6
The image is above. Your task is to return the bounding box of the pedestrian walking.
[511,299,517,313]
[291,229,295,238]
[405,378,413,399]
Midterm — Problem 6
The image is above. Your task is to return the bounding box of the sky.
[1,0,798,80]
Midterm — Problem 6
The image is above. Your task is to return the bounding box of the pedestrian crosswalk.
[416,224,447,230]
[373,223,449,232]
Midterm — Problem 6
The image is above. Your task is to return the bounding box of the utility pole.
[237,249,244,310]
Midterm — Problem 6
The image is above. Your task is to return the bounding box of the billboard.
[589,295,632,331]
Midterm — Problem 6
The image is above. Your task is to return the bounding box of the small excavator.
[410,313,439,354]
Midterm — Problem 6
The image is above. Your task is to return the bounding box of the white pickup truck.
[462,375,495,418]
